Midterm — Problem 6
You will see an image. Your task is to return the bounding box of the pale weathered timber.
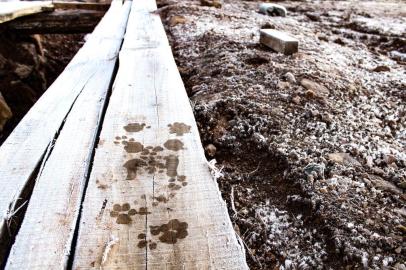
[0,0,130,255]
[73,0,248,268]
[52,1,110,11]
[0,2,54,24]
[260,29,298,55]
[4,1,132,268]
[5,10,105,34]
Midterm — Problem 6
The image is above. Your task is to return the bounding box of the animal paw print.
[110,203,136,224]
[136,219,189,249]
[137,233,157,250]
[168,122,191,136]
[124,122,150,133]
[150,219,188,244]
[168,175,188,190]
[114,136,143,153]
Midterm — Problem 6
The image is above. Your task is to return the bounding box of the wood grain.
[0,0,130,258]
[72,0,248,268]
[0,2,54,24]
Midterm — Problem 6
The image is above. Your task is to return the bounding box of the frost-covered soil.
[159,0,405,269]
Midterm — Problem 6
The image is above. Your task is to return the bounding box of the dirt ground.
[158,0,406,269]
[0,33,85,144]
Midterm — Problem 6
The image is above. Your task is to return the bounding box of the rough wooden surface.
[5,1,132,269]
[0,2,54,24]
[72,0,247,269]
[0,0,128,250]
[52,1,110,11]
[5,10,105,34]
[260,29,299,55]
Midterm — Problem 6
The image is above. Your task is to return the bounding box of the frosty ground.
[158,0,405,269]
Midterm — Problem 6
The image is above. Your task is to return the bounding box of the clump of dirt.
[160,0,406,269]
[0,33,85,144]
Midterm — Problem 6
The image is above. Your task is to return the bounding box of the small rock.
[168,16,187,26]
[291,95,301,104]
[301,78,330,97]
[395,247,402,254]
[372,65,390,72]
[319,187,328,193]
[284,72,296,84]
[304,163,325,179]
[383,154,396,165]
[327,153,361,166]
[201,0,222,8]
[396,225,406,234]
[258,3,287,17]
[368,174,402,195]
[321,113,333,124]
[277,81,290,90]
[399,181,406,189]
[14,63,33,79]
[305,90,316,99]
[205,144,217,157]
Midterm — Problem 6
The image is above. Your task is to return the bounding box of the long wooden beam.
[0,2,54,24]
[5,10,105,34]
[52,1,110,11]
[1,1,131,268]
[72,0,248,268]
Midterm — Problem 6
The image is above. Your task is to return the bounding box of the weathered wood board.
[6,10,105,34]
[0,1,54,24]
[72,0,248,268]
[5,1,132,268]
[0,0,129,252]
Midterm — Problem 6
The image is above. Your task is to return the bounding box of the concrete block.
[260,29,298,55]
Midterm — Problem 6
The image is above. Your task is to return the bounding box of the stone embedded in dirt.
[304,163,325,179]
[300,78,330,97]
[372,65,390,72]
[258,3,287,17]
[368,174,402,195]
[291,95,301,104]
[200,0,222,8]
[14,63,33,79]
[204,144,216,157]
[327,152,361,166]
[260,29,298,55]
[168,16,187,26]
[0,92,12,132]
[284,72,296,84]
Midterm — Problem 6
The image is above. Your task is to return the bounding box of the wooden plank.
[52,1,110,11]
[260,29,299,55]
[0,0,130,252]
[5,10,105,34]
[73,0,248,268]
[5,1,132,268]
[0,2,54,24]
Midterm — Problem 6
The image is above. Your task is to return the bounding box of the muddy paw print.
[150,219,188,244]
[168,122,191,136]
[168,175,188,190]
[114,136,144,153]
[137,233,157,250]
[124,122,149,133]
[110,203,137,224]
